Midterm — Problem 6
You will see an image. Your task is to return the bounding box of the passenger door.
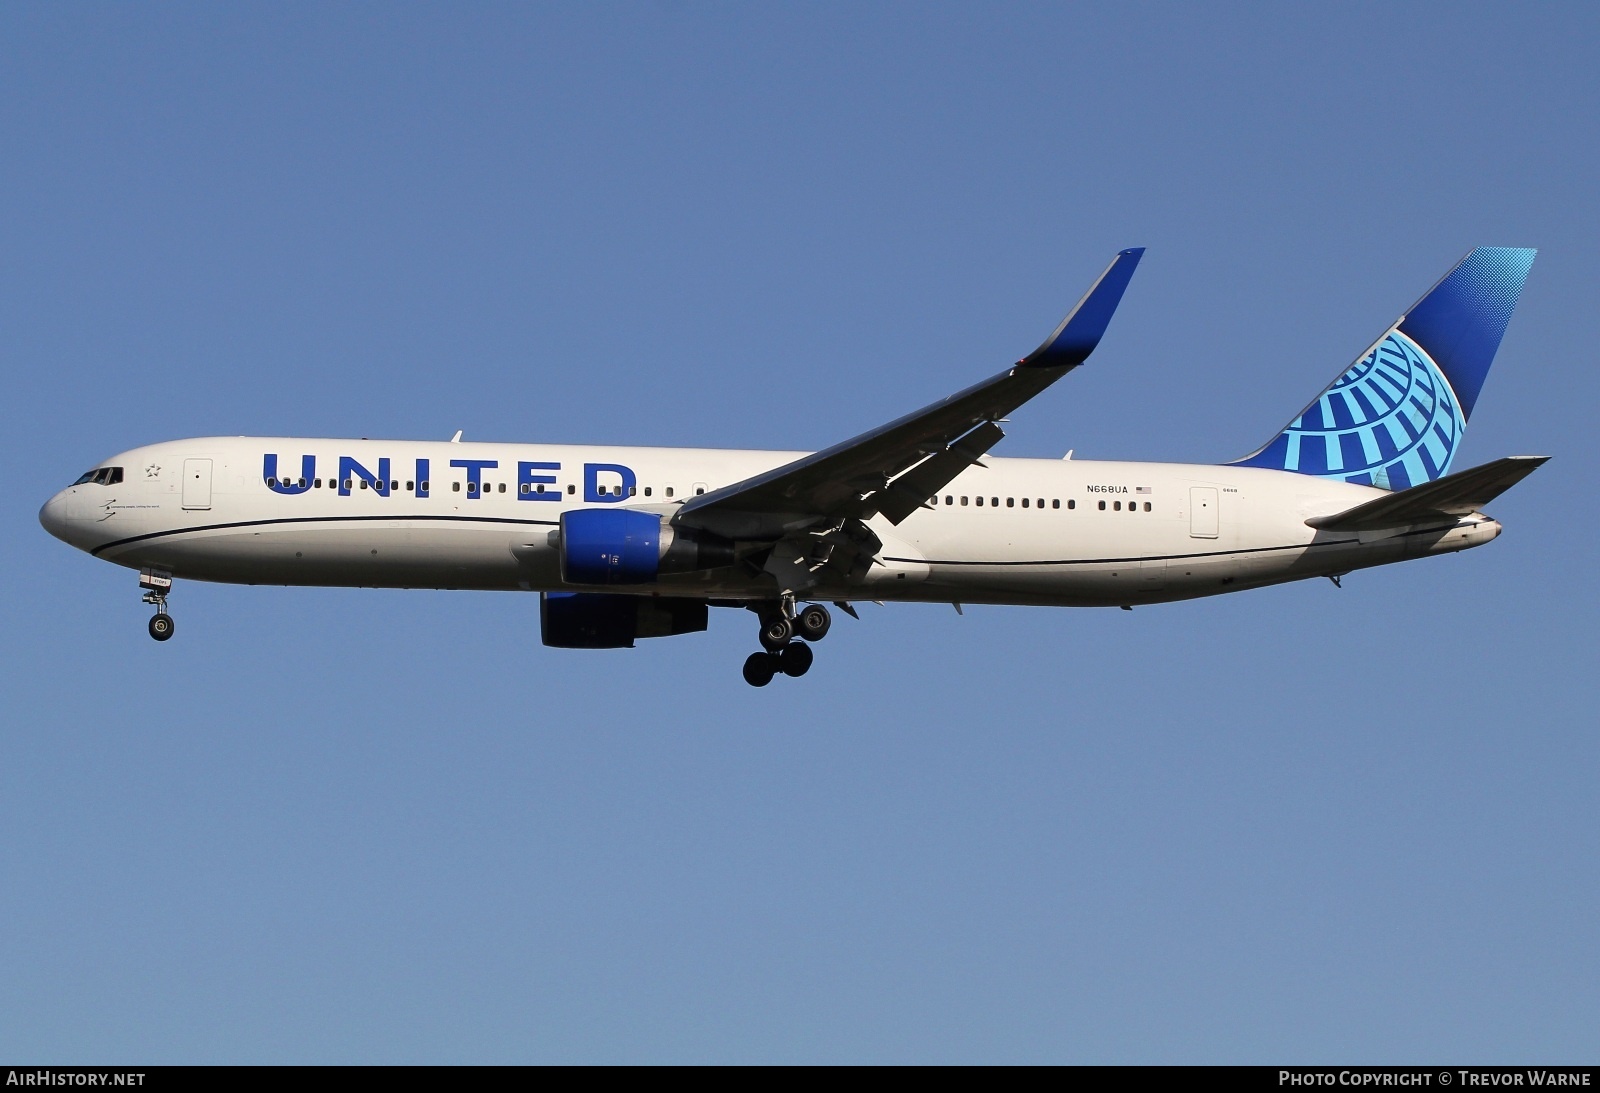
[182,458,213,510]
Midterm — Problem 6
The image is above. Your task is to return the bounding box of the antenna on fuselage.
[450,430,463,443]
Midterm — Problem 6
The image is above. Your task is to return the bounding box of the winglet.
[1020,247,1145,369]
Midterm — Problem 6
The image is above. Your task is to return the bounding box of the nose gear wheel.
[139,569,175,642]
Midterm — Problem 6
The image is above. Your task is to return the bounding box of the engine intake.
[558,509,735,585]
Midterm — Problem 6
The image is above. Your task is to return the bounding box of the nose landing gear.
[140,569,174,642]
[742,600,833,686]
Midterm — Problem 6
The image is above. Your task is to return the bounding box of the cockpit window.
[72,467,123,486]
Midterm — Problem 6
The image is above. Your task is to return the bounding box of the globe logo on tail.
[1277,330,1463,490]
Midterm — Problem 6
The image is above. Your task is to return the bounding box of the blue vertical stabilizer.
[1231,247,1535,489]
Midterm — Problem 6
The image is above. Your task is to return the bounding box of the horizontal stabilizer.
[1305,455,1548,532]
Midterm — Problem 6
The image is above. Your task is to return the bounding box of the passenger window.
[267,478,278,488]
[975,496,983,506]
[343,480,352,491]
[666,487,675,498]
[1067,499,1075,510]
[568,484,576,495]
[644,487,652,497]
[453,482,461,492]
[1098,500,1106,510]
[1006,498,1014,508]
[961,496,968,506]
[315,479,322,488]
[696,487,705,495]
[500,483,507,493]
[1113,500,1120,510]
[520,483,529,494]
[945,495,953,505]
[421,481,429,492]
[991,497,998,507]
[1052,499,1060,509]
[1037,498,1044,509]
[298,478,307,488]
[360,480,369,490]
[407,481,414,491]
[1144,502,1151,511]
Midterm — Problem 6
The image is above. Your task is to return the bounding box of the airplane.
[40,246,1546,686]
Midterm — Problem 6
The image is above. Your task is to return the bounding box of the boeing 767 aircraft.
[40,247,1545,685]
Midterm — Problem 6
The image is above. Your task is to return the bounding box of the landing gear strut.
[742,601,833,685]
[141,569,175,642]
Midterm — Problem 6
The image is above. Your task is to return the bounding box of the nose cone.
[39,488,102,552]
[39,490,72,543]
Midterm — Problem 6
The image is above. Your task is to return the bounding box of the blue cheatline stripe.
[90,513,562,556]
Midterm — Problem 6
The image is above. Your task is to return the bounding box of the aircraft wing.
[1305,455,1549,532]
[673,248,1145,540]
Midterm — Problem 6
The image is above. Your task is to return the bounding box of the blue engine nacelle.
[558,508,735,585]
[540,592,709,649]
[560,508,663,585]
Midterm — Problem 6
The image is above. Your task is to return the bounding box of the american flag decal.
[1136,486,1151,494]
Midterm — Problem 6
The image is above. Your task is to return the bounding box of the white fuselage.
[40,436,1502,608]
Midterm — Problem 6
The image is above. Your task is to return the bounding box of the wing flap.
[873,420,1006,525]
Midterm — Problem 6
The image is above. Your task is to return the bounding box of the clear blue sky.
[3,3,1596,1063]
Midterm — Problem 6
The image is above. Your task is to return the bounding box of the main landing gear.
[741,600,833,686]
[140,569,175,642]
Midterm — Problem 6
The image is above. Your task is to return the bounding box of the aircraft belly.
[107,522,533,590]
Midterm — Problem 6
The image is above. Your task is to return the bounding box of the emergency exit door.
[1189,486,1218,538]
[182,458,213,510]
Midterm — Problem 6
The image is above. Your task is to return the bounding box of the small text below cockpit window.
[72,467,123,486]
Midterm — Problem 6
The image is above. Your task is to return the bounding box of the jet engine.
[540,592,709,649]
[557,509,735,585]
